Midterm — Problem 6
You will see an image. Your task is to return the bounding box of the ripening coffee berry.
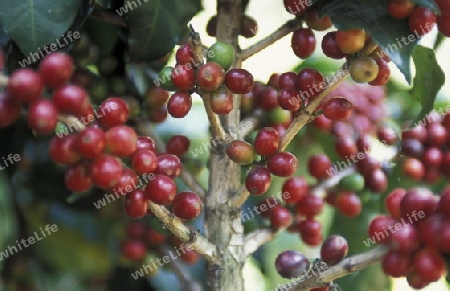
[98,97,129,129]
[211,86,233,114]
[275,250,310,278]
[197,62,225,91]
[144,174,177,205]
[322,97,353,120]
[349,57,379,83]
[90,154,123,189]
[27,99,58,135]
[245,166,271,195]
[124,189,148,218]
[171,64,196,91]
[39,52,74,88]
[207,41,235,71]
[225,69,254,94]
[320,235,348,266]
[64,161,92,192]
[7,69,43,104]
[291,28,316,59]
[172,191,202,220]
[267,152,298,177]
[335,28,366,54]
[105,125,137,157]
[226,140,255,165]
[254,127,279,157]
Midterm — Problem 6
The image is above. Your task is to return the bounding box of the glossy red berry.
[291,28,316,59]
[27,99,58,135]
[38,52,74,88]
[368,215,396,245]
[211,86,233,114]
[282,176,309,205]
[275,250,310,279]
[296,194,324,218]
[124,189,148,218]
[197,62,225,91]
[64,161,92,192]
[76,127,106,159]
[225,69,254,94]
[105,125,137,157]
[110,168,139,196]
[172,191,202,220]
[135,136,156,153]
[320,235,348,266]
[245,166,271,195]
[321,32,346,59]
[48,134,81,165]
[90,154,123,189]
[52,85,90,117]
[167,91,192,118]
[254,127,279,157]
[144,174,177,205]
[166,135,190,157]
[387,0,416,19]
[267,151,298,177]
[408,7,436,36]
[155,154,181,178]
[7,69,43,104]
[322,97,353,121]
[97,97,129,129]
[385,188,406,219]
[278,72,298,90]
[131,149,158,175]
[382,250,414,277]
[270,206,293,229]
[175,44,194,65]
[278,88,301,111]
[297,68,325,100]
[390,224,421,253]
[335,192,362,217]
[171,64,196,90]
[414,248,446,282]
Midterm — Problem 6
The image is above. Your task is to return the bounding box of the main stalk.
[204,0,245,290]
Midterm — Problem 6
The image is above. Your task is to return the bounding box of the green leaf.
[410,0,440,13]
[0,0,87,55]
[124,0,202,61]
[317,0,420,83]
[434,32,446,50]
[409,45,445,125]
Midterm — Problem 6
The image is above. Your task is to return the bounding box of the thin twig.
[148,201,218,263]
[240,109,264,137]
[281,247,387,291]
[136,121,207,200]
[201,92,227,140]
[243,228,279,257]
[158,245,203,291]
[278,42,378,152]
[90,5,127,28]
[239,18,302,60]
[0,74,8,86]
[230,42,379,210]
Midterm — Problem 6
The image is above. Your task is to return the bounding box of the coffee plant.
[0,0,450,290]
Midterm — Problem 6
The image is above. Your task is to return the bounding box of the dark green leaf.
[409,45,445,125]
[410,0,440,13]
[0,0,86,55]
[317,0,420,83]
[124,0,202,61]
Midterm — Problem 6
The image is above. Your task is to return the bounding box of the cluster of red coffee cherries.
[399,113,450,182]
[387,0,450,37]
[120,221,199,266]
[370,187,450,288]
[157,42,254,118]
[274,235,348,291]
